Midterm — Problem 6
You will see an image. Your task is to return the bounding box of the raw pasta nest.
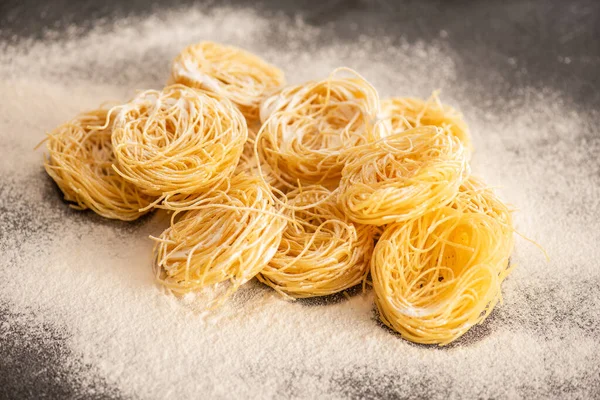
[257,69,381,188]
[111,84,247,209]
[381,92,471,150]
[152,175,287,304]
[371,177,514,345]
[338,126,469,226]
[43,107,156,221]
[258,185,375,298]
[170,41,285,122]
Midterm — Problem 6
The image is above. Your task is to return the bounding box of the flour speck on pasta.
[1,5,599,400]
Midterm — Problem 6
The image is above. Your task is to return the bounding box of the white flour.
[1,5,599,399]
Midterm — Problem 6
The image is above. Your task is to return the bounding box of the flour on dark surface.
[0,304,123,399]
[0,1,599,399]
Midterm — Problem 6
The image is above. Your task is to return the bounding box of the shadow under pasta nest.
[369,302,504,349]
[291,283,366,307]
[251,279,367,307]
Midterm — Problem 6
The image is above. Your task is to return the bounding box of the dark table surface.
[0,1,599,399]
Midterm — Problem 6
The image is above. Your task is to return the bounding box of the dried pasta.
[381,91,471,150]
[338,126,469,226]
[371,178,514,345]
[37,37,522,345]
[258,185,374,298]
[111,84,247,209]
[256,69,381,188]
[455,176,514,269]
[152,175,287,305]
[42,107,156,221]
[170,41,285,122]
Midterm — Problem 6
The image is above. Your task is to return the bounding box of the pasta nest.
[111,84,247,209]
[338,126,469,226]
[258,185,374,298]
[371,177,514,345]
[152,175,287,304]
[43,107,156,221]
[170,41,285,122]
[381,92,471,151]
[257,70,381,188]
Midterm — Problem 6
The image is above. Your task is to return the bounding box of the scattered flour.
[1,5,599,399]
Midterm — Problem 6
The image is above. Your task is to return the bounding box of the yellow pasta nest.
[371,179,514,345]
[258,185,374,298]
[42,107,156,221]
[152,175,287,304]
[338,126,469,226]
[111,84,247,209]
[170,41,285,122]
[381,92,471,150]
[257,69,381,188]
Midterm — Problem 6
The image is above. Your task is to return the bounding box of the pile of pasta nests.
[41,41,516,346]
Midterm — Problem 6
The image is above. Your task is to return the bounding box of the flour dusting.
[1,5,599,399]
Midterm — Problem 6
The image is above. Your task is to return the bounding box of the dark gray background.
[0,1,598,399]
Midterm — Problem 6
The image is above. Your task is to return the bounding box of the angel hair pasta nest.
[42,107,156,221]
[152,175,286,305]
[380,91,471,150]
[258,185,375,298]
[256,69,381,188]
[371,178,514,345]
[40,41,526,346]
[111,84,247,209]
[338,126,470,226]
[170,41,285,122]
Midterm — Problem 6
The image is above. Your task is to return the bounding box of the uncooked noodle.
[152,175,286,306]
[381,92,471,150]
[371,177,514,345]
[111,84,247,210]
[258,185,374,298]
[338,126,469,226]
[170,41,285,123]
[42,107,156,221]
[256,68,381,189]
